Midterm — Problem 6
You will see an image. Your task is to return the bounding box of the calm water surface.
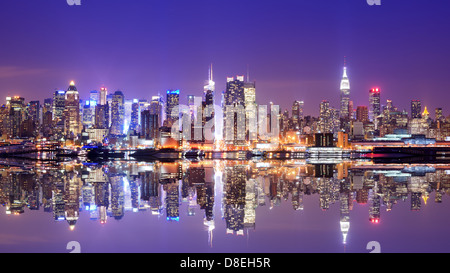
[1,158,450,253]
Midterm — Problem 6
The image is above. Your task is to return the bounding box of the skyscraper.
[110,90,125,136]
[129,99,140,132]
[166,90,180,126]
[292,100,304,130]
[223,76,247,145]
[340,67,350,119]
[369,88,381,125]
[204,64,215,105]
[99,87,108,105]
[318,100,333,133]
[64,81,81,138]
[356,106,369,123]
[6,96,25,138]
[411,100,422,119]
[52,90,66,122]
[149,95,164,127]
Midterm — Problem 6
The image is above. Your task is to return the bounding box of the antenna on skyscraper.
[210,63,213,82]
[246,64,250,82]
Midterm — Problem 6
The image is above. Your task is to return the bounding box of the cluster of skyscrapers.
[0,63,448,150]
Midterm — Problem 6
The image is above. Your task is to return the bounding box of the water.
[1,158,450,253]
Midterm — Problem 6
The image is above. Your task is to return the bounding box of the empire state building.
[340,66,350,119]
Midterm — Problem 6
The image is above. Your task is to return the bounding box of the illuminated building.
[356,106,369,123]
[292,101,304,130]
[149,95,164,127]
[122,99,134,134]
[129,99,140,132]
[6,96,25,138]
[422,106,429,120]
[244,81,257,142]
[141,110,159,140]
[82,100,96,128]
[436,107,443,121]
[64,81,82,138]
[43,98,52,114]
[42,110,53,137]
[369,88,381,128]
[52,90,66,123]
[411,100,422,119]
[89,90,99,103]
[166,90,180,126]
[95,104,109,129]
[110,90,125,136]
[223,76,245,145]
[318,100,333,133]
[340,66,350,119]
[99,87,108,105]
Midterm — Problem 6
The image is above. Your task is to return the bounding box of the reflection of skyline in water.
[1,159,450,249]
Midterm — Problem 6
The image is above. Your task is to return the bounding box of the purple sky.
[1,0,450,116]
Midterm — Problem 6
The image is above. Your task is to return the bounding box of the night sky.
[1,0,450,116]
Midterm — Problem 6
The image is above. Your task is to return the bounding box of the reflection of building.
[165,182,180,221]
[223,165,247,235]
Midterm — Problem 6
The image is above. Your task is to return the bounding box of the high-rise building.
[52,90,66,122]
[223,76,248,145]
[129,99,140,132]
[149,95,164,127]
[292,100,304,130]
[43,98,52,115]
[82,100,96,128]
[90,90,99,103]
[436,107,443,121]
[356,106,369,123]
[340,67,350,119]
[27,101,40,123]
[411,100,422,119]
[203,65,216,143]
[166,90,180,126]
[244,81,257,142]
[224,76,245,106]
[110,90,125,136]
[318,100,333,133]
[6,96,25,138]
[63,81,82,138]
[95,104,109,129]
[141,110,159,140]
[99,87,108,105]
[123,99,133,133]
[187,95,195,121]
[369,88,381,126]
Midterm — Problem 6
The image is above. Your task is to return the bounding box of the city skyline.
[1,1,450,116]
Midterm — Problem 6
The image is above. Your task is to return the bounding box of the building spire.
[246,64,250,82]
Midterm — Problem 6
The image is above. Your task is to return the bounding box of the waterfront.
[1,158,450,253]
